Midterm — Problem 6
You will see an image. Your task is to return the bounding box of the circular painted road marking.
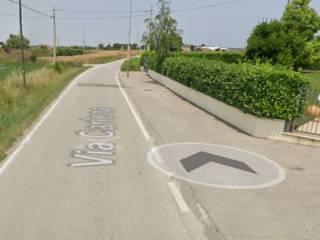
[148,143,286,189]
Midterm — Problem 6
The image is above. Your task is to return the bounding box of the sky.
[1,0,320,48]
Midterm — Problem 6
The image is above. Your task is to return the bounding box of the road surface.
[0,61,319,240]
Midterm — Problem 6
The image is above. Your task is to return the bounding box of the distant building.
[182,44,194,52]
[38,44,49,49]
[198,46,229,52]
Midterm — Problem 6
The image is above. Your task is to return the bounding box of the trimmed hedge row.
[173,51,245,64]
[140,51,245,70]
[161,57,310,120]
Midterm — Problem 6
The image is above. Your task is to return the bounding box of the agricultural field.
[40,49,137,64]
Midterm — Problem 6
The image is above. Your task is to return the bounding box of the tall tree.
[246,0,320,69]
[282,0,320,68]
[142,0,182,70]
[246,20,293,66]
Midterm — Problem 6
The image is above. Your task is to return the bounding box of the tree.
[142,0,183,70]
[282,0,320,68]
[98,43,104,49]
[246,20,293,66]
[282,0,320,42]
[246,0,320,69]
[6,34,30,49]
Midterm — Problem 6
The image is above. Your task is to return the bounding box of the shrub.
[310,55,320,69]
[56,47,84,56]
[140,51,158,70]
[161,57,310,120]
[121,58,141,72]
[30,54,37,62]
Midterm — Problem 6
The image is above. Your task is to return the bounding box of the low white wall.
[148,70,285,139]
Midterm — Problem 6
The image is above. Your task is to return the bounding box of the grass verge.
[0,60,45,82]
[0,64,87,161]
[121,58,141,72]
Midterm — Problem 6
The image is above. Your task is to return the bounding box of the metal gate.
[292,89,320,137]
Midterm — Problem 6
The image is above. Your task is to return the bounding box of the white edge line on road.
[167,181,191,213]
[0,66,94,177]
[115,70,151,141]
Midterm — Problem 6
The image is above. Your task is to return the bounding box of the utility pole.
[147,4,153,52]
[126,0,132,78]
[57,34,60,47]
[52,6,57,65]
[83,28,86,50]
[18,0,26,88]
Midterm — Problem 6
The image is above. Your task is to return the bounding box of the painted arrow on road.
[180,151,257,174]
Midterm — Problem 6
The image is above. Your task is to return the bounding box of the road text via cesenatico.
[70,107,116,167]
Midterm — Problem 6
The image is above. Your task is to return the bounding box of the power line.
[56,14,147,21]
[55,8,148,14]
[8,0,51,18]
[172,0,247,13]
[0,12,48,19]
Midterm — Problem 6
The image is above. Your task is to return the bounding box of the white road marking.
[115,70,151,141]
[167,181,191,213]
[148,143,286,189]
[0,67,95,177]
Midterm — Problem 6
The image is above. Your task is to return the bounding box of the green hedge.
[162,57,310,120]
[140,51,245,70]
[173,51,245,64]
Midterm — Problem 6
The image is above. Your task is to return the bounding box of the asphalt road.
[1,61,320,240]
[0,61,207,240]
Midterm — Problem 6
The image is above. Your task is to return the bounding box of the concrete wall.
[148,70,285,139]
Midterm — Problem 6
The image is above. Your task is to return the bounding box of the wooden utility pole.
[18,0,26,88]
[52,6,57,64]
[126,0,132,78]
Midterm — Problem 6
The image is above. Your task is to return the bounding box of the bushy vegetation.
[161,56,310,120]
[6,34,30,49]
[246,0,320,69]
[121,58,141,72]
[140,51,157,70]
[311,55,320,69]
[56,47,84,56]
[30,47,52,57]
